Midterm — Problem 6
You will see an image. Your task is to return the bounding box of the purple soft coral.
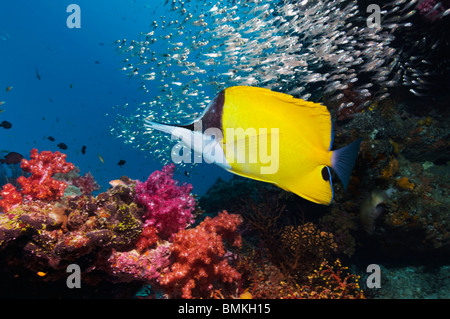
[135,164,195,240]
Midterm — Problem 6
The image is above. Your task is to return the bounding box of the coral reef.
[0,130,448,299]
[1,157,250,299]
[0,178,143,277]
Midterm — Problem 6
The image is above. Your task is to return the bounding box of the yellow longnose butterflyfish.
[146,86,361,205]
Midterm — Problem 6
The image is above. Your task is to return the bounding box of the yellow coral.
[239,289,252,299]
[281,223,337,254]
[380,156,399,179]
[396,177,415,191]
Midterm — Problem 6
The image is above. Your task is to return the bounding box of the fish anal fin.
[283,165,333,205]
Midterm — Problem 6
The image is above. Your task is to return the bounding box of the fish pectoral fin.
[223,129,275,164]
[283,165,334,205]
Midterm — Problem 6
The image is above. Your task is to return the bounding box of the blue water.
[0,0,229,194]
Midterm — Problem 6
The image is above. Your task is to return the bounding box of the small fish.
[109,179,126,187]
[0,151,23,164]
[81,145,86,154]
[57,142,68,150]
[117,159,126,167]
[0,120,12,129]
[6,86,12,92]
[36,68,41,80]
[47,136,55,142]
[97,154,105,164]
[146,86,361,205]
[0,109,4,114]
[0,101,5,106]
[409,88,426,96]
[37,271,47,277]
[70,83,74,89]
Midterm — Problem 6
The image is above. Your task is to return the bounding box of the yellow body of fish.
[146,86,361,205]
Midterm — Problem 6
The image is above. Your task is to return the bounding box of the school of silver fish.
[111,0,447,165]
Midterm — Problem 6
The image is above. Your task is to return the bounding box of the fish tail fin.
[331,138,362,190]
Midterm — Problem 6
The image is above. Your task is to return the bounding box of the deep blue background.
[0,0,230,195]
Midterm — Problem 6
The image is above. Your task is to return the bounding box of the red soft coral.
[17,149,75,201]
[136,225,159,253]
[160,211,243,299]
[0,183,22,212]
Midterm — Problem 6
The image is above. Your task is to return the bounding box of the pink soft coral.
[135,164,195,240]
